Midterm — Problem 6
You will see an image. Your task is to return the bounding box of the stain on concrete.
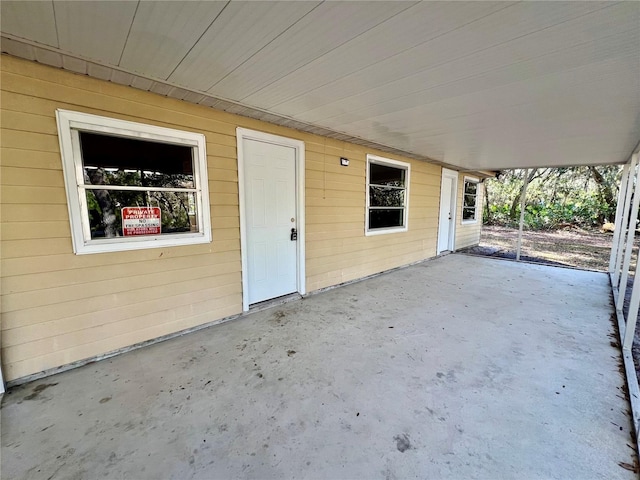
[270,310,288,327]
[436,370,456,382]
[287,350,296,357]
[23,383,58,401]
[382,467,398,480]
[393,434,412,452]
[99,397,112,404]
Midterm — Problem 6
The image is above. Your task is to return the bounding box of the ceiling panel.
[285,2,625,124]
[167,1,321,94]
[0,1,57,47]
[474,136,631,170]
[54,0,138,65]
[119,1,228,79]
[325,20,638,131]
[210,1,415,100]
[238,2,516,108]
[345,54,639,168]
[336,52,638,140]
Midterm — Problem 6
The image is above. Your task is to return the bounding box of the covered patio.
[2,254,633,479]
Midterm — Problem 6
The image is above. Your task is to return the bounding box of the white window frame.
[365,154,410,236]
[56,109,212,255]
[462,176,480,224]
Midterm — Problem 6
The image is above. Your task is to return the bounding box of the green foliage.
[85,168,195,238]
[484,166,622,230]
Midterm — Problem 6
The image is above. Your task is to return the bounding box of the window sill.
[365,226,408,236]
[73,233,212,255]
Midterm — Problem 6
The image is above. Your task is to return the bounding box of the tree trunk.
[588,166,615,223]
[484,182,491,223]
[87,169,118,238]
[509,169,538,220]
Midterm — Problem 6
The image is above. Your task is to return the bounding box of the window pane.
[80,131,194,188]
[464,182,477,195]
[370,163,405,187]
[369,209,404,229]
[369,186,405,207]
[463,207,476,220]
[86,189,198,239]
[464,194,476,208]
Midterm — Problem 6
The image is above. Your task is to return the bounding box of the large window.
[366,155,410,235]
[462,177,479,223]
[56,110,212,254]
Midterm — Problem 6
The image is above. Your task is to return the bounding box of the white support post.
[516,169,529,262]
[623,256,640,349]
[614,156,639,288]
[610,162,631,275]
[617,155,640,311]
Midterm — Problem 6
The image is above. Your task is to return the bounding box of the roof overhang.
[2,1,639,171]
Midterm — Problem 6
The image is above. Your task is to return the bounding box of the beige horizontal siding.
[3,263,240,330]
[1,56,246,380]
[2,249,240,298]
[305,151,440,291]
[1,54,443,382]
[4,299,240,382]
[2,147,63,170]
[4,277,241,351]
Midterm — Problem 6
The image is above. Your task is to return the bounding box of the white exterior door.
[438,169,458,254]
[243,138,298,304]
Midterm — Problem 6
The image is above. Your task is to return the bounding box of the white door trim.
[236,127,306,312]
[438,168,458,254]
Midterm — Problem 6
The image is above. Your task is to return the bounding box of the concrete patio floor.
[1,254,635,479]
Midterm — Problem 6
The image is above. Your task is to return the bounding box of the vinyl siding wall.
[455,176,483,250]
[1,55,441,382]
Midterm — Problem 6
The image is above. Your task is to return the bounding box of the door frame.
[236,127,306,311]
[438,168,458,254]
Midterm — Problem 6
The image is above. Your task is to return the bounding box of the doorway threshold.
[249,293,302,313]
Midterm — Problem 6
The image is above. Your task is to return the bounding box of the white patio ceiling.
[2,1,639,171]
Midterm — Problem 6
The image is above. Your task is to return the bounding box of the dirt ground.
[462,225,614,271]
[462,225,640,380]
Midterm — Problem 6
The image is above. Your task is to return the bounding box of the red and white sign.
[122,207,161,236]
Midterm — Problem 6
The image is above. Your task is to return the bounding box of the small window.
[366,155,410,235]
[462,177,479,223]
[56,110,212,254]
